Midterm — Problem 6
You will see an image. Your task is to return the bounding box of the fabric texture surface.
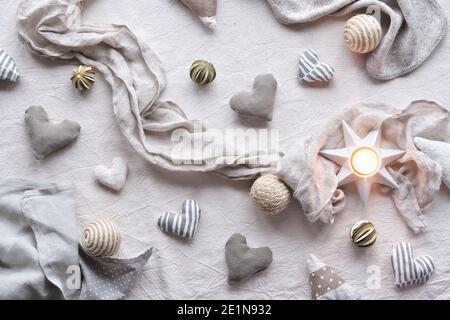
[414,138,450,189]
[266,0,447,80]
[278,101,450,233]
[17,0,278,180]
[2,0,450,300]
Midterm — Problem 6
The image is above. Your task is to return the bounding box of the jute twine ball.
[250,174,291,215]
[81,219,121,257]
[343,14,382,54]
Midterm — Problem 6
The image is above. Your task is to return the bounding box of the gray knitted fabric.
[266,0,447,80]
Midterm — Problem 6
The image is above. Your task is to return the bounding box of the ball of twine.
[81,219,121,257]
[343,14,382,54]
[250,174,291,215]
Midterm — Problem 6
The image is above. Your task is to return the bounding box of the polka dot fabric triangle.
[310,265,345,299]
[307,254,361,300]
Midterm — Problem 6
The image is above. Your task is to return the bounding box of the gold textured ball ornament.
[343,14,382,54]
[350,220,377,247]
[250,174,291,215]
[81,219,121,257]
[190,60,216,85]
[71,65,95,90]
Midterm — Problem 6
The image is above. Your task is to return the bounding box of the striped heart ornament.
[391,243,435,288]
[158,200,201,240]
[0,49,20,83]
[298,49,334,84]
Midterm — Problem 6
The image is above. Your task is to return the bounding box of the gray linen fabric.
[278,101,450,233]
[0,179,78,299]
[17,0,279,180]
[266,0,447,80]
[0,178,152,300]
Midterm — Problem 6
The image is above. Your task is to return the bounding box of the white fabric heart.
[94,157,128,191]
[391,242,435,288]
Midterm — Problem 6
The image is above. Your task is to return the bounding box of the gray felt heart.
[230,74,277,121]
[225,233,273,284]
[25,106,81,159]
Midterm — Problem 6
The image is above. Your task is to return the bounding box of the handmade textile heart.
[414,137,450,189]
[158,200,201,240]
[391,243,435,288]
[25,106,81,159]
[230,74,278,121]
[298,49,334,84]
[94,157,128,191]
[0,49,20,83]
[225,233,273,284]
[179,0,217,29]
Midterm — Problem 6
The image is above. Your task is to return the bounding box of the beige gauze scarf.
[17,0,279,179]
[278,101,450,233]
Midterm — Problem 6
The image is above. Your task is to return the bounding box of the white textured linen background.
[1,0,450,299]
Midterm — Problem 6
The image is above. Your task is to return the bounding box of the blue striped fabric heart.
[391,243,435,288]
[0,49,20,83]
[298,49,334,84]
[157,200,201,240]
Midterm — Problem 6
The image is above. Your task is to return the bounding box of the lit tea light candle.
[349,146,381,177]
[320,121,405,206]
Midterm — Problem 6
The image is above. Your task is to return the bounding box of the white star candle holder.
[320,121,405,206]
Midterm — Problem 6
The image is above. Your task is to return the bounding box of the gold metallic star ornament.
[320,121,405,206]
[71,65,95,90]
